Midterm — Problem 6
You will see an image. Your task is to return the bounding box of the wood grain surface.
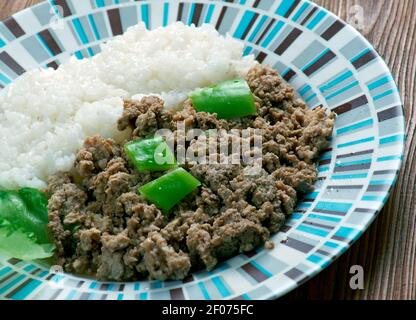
[0,0,414,300]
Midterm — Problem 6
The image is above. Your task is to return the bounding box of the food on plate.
[0,23,335,281]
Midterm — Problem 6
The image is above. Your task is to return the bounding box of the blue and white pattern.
[0,0,405,300]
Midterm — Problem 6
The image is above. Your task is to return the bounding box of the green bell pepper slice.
[138,168,201,212]
[124,136,176,172]
[0,188,55,260]
[189,79,257,119]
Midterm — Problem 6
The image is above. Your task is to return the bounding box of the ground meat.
[48,64,335,281]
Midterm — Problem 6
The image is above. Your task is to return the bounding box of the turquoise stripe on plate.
[36,34,54,57]
[307,254,324,264]
[234,11,256,39]
[198,282,211,300]
[141,4,150,29]
[72,18,89,44]
[262,21,284,47]
[297,224,329,237]
[308,214,342,222]
[96,0,105,8]
[163,3,169,26]
[205,4,215,23]
[377,155,402,162]
[302,49,330,71]
[351,48,371,63]
[0,275,26,295]
[362,195,386,202]
[336,119,373,135]
[211,276,231,298]
[0,38,5,47]
[315,201,352,212]
[332,173,368,180]
[324,241,339,248]
[307,11,327,30]
[337,136,375,148]
[0,72,11,85]
[373,89,398,101]
[188,3,196,26]
[292,2,309,22]
[334,226,360,239]
[379,134,405,145]
[9,279,42,300]
[0,266,12,277]
[248,15,267,42]
[139,292,148,300]
[368,75,393,91]
[250,261,273,278]
[88,15,101,40]
[276,0,297,17]
[320,70,353,92]
[325,81,359,100]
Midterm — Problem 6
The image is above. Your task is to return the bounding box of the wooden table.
[0,0,414,300]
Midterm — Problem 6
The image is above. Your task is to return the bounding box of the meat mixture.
[47,65,335,281]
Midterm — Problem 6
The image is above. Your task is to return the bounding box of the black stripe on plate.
[170,288,185,300]
[241,13,259,40]
[284,0,301,18]
[313,208,346,216]
[107,8,123,36]
[215,6,228,30]
[3,17,25,38]
[253,0,262,7]
[334,162,371,172]
[191,3,204,26]
[300,6,317,25]
[319,159,331,165]
[38,29,62,56]
[182,275,194,283]
[7,258,21,265]
[327,185,363,190]
[177,3,184,21]
[367,184,390,192]
[53,0,72,17]
[241,263,270,282]
[373,169,398,175]
[332,94,368,115]
[336,149,373,159]
[283,237,314,253]
[0,51,26,75]
[377,105,402,122]
[255,19,275,45]
[283,69,296,82]
[79,292,90,300]
[354,208,377,214]
[303,50,336,76]
[352,50,377,69]
[321,20,345,41]
[47,61,59,69]
[5,279,33,299]
[0,271,17,285]
[285,267,303,280]
[303,221,334,230]
[256,51,267,63]
[274,28,302,55]
[50,289,63,300]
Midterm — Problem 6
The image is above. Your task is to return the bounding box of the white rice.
[0,23,256,189]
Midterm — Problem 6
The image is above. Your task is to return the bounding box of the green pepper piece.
[189,79,257,119]
[125,136,176,172]
[138,168,201,212]
[0,188,54,260]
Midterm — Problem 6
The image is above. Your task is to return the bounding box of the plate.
[0,0,405,300]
